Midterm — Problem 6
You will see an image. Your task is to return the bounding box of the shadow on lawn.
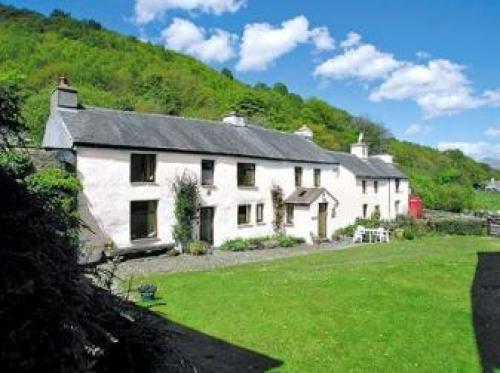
[472,252,500,372]
[148,308,283,372]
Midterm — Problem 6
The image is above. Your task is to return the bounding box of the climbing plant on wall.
[172,172,199,251]
[271,184,285,233]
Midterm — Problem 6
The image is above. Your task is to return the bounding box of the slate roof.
[327,151,407,179]
[43,105,407,179]
[45,106,336,164]
[284,188,337,205]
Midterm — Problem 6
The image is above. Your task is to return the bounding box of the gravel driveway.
[115,239,357,278]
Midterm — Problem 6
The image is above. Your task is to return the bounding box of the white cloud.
[314,44,402,81]
[310,26,335,51]
[483,89,500,106]
[236,16,334,71]
[315,31,500,117]
[370,59,488,117]
[340,31,361,48]
[404,123,432,136]
[134,0,246,24]
[416,51,431,59]
[437,141,500,160]
[485,126,500,137]
[161,18,237,63]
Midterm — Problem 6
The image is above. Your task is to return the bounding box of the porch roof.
[284,187,337,206]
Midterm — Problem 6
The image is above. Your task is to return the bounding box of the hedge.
[427,217,486,236]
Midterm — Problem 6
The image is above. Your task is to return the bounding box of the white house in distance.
[43,79,409,252]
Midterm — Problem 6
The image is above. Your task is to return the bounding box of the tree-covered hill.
[0,4,498,211]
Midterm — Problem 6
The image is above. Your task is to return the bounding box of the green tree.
[0,83,25,145]
[221,67,234,80]
[273,82,289,95]
[232,94,267,117]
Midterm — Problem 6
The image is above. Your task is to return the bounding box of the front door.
[199,207,214,244]
[318,203,327,239]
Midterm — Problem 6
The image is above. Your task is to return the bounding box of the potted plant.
[138,284,157,301]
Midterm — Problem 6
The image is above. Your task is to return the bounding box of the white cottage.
[43,80,409,253]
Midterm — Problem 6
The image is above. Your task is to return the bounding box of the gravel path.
[115,239,357,277]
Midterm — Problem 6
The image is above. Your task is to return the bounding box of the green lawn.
[137,236,500,372]
[475,191,500,211]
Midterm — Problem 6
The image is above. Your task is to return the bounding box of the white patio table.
[364,228,378,243]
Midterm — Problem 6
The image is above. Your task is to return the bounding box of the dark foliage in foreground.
[0,167,194,372]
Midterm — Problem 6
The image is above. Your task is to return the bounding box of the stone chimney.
[51,77,78,111]
[294,125,313,142]
[222,111,246,127]
[350,132,368,158]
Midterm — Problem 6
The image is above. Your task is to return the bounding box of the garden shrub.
[219,234,304,252]
[0,150,33,178]
[219,238,252,252]
[262,238,279,249]
[187,240,209,256]
[335,224,357,237]
[25,167,81,239]
[403,228,416,240]
[274,233,304,247]
[427,217,485,236]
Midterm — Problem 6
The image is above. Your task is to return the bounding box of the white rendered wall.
[76,146,409,249]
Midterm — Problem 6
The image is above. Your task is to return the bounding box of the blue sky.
[6,0,500,159]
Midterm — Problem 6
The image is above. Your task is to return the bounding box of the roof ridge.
[84,105,228,126]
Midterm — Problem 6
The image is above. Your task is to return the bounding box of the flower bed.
[219,233,305,252]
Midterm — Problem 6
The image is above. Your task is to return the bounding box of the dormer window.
[131,154,156,182]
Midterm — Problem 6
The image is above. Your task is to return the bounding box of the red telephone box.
[408,195,423,219]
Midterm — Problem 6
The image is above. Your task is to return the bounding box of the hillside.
[1,4,499,211]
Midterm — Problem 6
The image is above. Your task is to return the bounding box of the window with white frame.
[130,200,157,240]
[362,203,368,218]
[314,169,321,187]
[237,163,255,187]
[238,204,251,225]
[201,159,214,186]
[256,203,264,223]
[286,204,294,224]
[131,154,156,182]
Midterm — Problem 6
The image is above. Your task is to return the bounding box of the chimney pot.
[59,76,69,87]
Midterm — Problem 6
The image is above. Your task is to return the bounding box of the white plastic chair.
[376,227,390,243]
[353,226,365,243]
